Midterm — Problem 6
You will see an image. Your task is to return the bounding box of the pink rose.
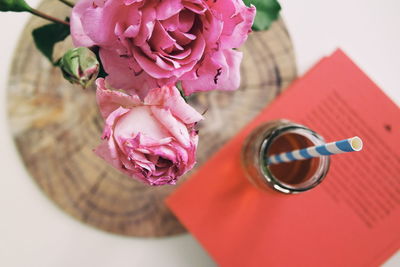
[71,0,255,96]
[94,78,203,185]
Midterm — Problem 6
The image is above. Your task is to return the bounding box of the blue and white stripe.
[267,136,363,165]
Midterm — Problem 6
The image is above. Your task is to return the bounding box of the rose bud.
[94,79,203,186]
[70,0,256,95]
[59,47,99,88]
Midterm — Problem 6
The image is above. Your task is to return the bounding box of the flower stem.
[58,0,74,8]
[29,9,70,26]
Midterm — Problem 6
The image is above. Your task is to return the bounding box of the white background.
[0,0,399,266]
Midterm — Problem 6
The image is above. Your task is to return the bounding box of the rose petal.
[169,31,196,46]
[156,0,183,20]
[80,0,122,45]
[178,9,195,32]
[150,106,191,148]
[145,85,203,124]
[149,21,177,51]
[70,0,96,47]
[210,0,256,49]
[148,175,176,186]
[213,49,243,91]
[96,107,131,171]
[160,48,192,60]
[94,140,120,170]
[201,10,224,45]
[134,4,156,46]
[185,34,206,63]
[182,49,242,94]
[114,106,170,141]
[146,144,177,162]
[99,48,157,98]
[161,13,178,31]
[183,0,207,14]
[96,78,142,118]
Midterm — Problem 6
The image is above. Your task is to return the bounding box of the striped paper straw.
[267,136,363,165]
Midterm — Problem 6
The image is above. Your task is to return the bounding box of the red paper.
[166,49,400,267]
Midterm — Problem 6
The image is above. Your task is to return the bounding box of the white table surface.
[0,0,399,266]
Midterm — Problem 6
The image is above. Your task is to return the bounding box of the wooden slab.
[7,0,297,237]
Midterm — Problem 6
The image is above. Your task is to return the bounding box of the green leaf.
[243,0,281,31]
[0,0,32,12]
[32,22,70,64]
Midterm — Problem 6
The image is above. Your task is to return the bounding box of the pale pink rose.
[71,0,255,96]
[94,78,203,185]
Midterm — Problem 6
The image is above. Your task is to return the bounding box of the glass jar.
[241,120,330,194]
